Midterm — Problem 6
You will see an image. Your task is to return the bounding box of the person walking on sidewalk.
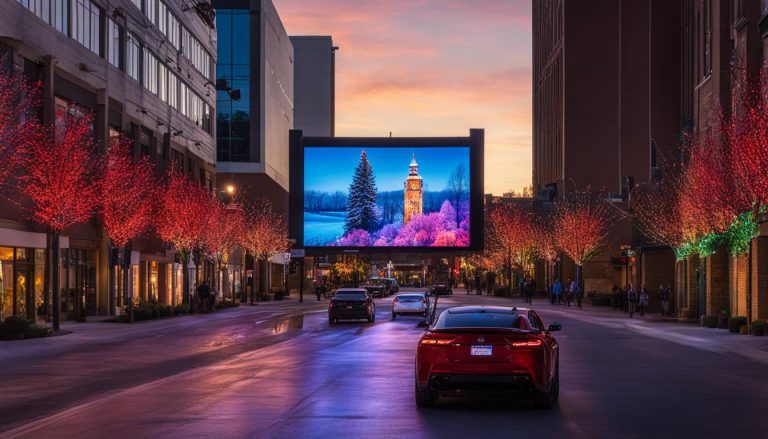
[638,284,649,317]
[660,284,671,316]
[569,279,582,309]
[552,278,562,305]
[627,284,638,318]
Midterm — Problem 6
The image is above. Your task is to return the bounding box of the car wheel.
[415,382,435,407]
[367,313,372,323]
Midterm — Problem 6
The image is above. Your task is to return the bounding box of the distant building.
[213,0,293,212]
[290,36,336,137]
[403,155,423,224]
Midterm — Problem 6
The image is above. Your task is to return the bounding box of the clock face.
[410,182,419,190]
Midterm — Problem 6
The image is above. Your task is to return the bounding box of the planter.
[717,316,728,329]
[729,316,748,333]
[702,315,719,328]
[752,320,766,336]
[740,324,750,335]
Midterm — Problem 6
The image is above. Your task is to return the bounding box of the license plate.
[471,345,493,356]
[346,306,353,309]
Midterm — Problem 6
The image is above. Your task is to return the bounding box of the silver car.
[392,293,429,319]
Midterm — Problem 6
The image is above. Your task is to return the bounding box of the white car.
[392,293,429,319]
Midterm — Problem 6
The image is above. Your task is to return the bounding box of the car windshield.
[334,292,367,300]
[398,295,423,301]
[433,312,531,330]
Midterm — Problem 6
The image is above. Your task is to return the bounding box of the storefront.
[0,247,45,321]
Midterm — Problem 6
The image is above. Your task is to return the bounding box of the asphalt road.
[2,290,768,439]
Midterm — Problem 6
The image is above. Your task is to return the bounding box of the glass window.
[145,0,157,26]
[130,0,142,10]
[72,0,101,54]
[143,49,158,95]
[157,1,167,35]
[182,26,211,79]
[158,62,168,102]
[434,311,529,329]
[168,71,178,110]
[216,9,250,162]
[126,32,140,81]
[107,19,121,68]
[167,13,180,49]
[0,248,13,319]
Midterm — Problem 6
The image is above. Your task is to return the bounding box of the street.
[2,291,768,439]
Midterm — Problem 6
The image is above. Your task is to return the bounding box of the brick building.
[532,0,683,295]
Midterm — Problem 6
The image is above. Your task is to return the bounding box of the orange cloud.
[273,0,532,194]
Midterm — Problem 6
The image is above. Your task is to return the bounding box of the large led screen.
[304,147,471,247]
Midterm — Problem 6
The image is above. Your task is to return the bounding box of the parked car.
[430,284,452,296]
[392,293,429,319]
[414,306,561,408]
[363,279,388,298]
[383,278,399,294]
[329,288,376,324]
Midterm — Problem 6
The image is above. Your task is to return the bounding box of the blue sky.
[304,146,470,193]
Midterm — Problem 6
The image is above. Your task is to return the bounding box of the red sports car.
[414,305,561,408]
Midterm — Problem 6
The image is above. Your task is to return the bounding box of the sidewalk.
[466,291,768,365]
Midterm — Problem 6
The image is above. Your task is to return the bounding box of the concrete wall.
[291,36,334,137]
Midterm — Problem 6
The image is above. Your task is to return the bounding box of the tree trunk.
[51,231,60,331]
[108,243,115,316]
[259,259,268,294]
[182,253,190,305]
[43,233,50,322]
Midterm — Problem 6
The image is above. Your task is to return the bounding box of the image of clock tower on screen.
[403,154,423,225]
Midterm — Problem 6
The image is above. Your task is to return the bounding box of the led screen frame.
[289,129,484,254]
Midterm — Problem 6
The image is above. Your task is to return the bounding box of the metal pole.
[300,259,304,303]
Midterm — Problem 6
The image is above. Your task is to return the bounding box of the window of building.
[179,81,189,118]
[157,1,167,35]
[16,0,68,33]
[182,27,212,79]
[107,19,122,69]
[126,32,140,81]
[143,49,158,95]
[167,13,180,49]
[72,0,100,55]
[130,0,142,10]
[145,0,157,26]
[168,71,179,109]
[216,9,250,162]
[158,62,168,102]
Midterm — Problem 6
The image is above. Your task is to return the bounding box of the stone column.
[705,249,729,316]
[751,236,768,320]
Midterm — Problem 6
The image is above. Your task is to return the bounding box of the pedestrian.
[638,284,649,317]
[569,279,582,309]
[660,284,671,317]
[611,285,620,309]
[623,283,632,312]
[564,279,572,306]
[475,273,482,296]
[552,278,562,305]
[197,280,211,313]
[627,283,637,318]
[315,281,322,301]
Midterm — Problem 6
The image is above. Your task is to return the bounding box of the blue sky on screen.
[304,147,470,193]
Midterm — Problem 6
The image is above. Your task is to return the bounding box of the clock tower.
[403,154,423,224]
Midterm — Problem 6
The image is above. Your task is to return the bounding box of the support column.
[705,249,729,316]
[729,254,749,317]
[751,236,768,320]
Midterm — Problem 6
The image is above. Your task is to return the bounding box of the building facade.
[533,0,684,294]
[0,0,216,320]
[213,0,293,213]
[290,36,336,137]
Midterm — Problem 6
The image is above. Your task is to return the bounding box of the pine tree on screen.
[345,150,378,234]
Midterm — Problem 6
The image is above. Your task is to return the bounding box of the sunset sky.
[272,0,532,195]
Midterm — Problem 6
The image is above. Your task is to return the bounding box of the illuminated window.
[107,19,121,68]
[126,32,140,81]
[72,0,100,54]
[143,49,158,95]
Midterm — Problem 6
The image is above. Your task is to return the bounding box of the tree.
[156,168,210,305]
[101,137,157,312]
[201,200,246,300]
[15,109,101,331]
[345,150,378,233]
[242,200,288,301]
[485,204,538,294]
[447,163,469,224]
[553,191,618,290]
[0,60,39,189]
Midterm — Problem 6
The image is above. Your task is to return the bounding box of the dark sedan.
[430,284,452,296]
[329,289,376,324]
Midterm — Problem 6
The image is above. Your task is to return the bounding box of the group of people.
[549,278,582,308]
[611,283,671,318]
[466,272,496,296]
[521,276,536,304]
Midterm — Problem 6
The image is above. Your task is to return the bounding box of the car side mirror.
[548,323,562,332]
